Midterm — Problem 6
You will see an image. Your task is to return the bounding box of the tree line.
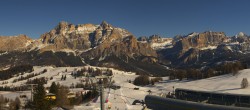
[29,81,99,110]
[133,75,163,86]
[0,95,20,110]
[71,67,113,78]
[12,69,47,83]
[169,61,246,80]
[0,65,33,80]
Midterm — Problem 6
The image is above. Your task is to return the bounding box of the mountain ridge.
[0,21,250,76]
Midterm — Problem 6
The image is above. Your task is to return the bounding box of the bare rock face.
[40,21,97,51]
[137,36,147,42]
[160,31,231,66]
[148,35,163,43]
[84,35,157,57]
[38,21,158,63]
[0,34,33,51]
[39,21,132,51]
[173,31,227,51]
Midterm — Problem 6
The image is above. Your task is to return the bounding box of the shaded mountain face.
[156,32,250,68]
[0,21,168,76]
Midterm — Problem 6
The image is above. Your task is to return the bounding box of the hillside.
[1,66,250,109]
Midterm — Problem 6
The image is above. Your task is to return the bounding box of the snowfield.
[1,66,250,110]
[150,39,173,50]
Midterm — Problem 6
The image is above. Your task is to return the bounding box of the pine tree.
[49,82,58,94]
[64,75,67,80]
[33,82,51,110]
[61,75,63,80]
[14,97,21,110]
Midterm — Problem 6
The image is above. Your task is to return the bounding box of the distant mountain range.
[1,21,250,76]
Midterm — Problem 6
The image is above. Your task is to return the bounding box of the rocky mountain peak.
[37,21,137,53]
[137,36,148,42]
[100,20,113,30]
[0,34,33,51]
[237,32,245,37]
[232,32,249,43]
[172,31,227,51]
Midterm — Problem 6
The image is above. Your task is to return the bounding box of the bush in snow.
[241,78,249,89]
[133,75,150,86]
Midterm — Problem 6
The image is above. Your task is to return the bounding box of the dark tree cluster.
[71,67,113,78]
[215,61,245,76]
[2,81,8,85]
[0,85,29,91]
[81,90,98,102]
[0,95,21,110]
[241,78,249,89]
[12,71,46,83]
[0,65,33,80]
[151,77,163,85]
[32,82,51,110]
[69,89,99,105]
[61,75,67,80]
[26,77,48,85]
[74,83,85,88]
[169,69,202,80]
[133,75,150,86]
[46,82,98,109]
[42,69,48,73]
[169,61,246,81]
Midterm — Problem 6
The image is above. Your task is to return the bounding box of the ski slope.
[1,66,250,110]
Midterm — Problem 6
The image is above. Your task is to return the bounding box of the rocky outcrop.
[40,21,97,51]
[0,34,33,51]
[39,21,132,51]
[173,31,228,51]
[231,32,250,43]
[82,35,157,60]
[38,21,156,61]
[138,35,173,50]
[159,31,242,66]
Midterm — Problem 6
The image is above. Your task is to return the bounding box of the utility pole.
[26,84,38,102]
[95,75,112,110]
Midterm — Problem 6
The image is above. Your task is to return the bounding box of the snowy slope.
[2,66,250,110]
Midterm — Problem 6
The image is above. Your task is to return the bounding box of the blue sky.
[0,0,250,38]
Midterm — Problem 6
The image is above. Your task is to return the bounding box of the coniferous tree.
[14,97,21,110]
[49,82,58,94]
[64,75,67,80]
[33,82,51,110]
[133,75,150,86]
[61,75,63,80]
